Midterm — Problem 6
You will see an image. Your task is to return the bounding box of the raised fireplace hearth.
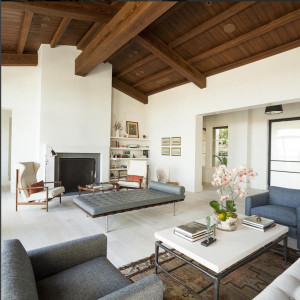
[54,153,100,192]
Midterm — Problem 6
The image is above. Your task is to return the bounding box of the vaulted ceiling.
[2,1,300,104]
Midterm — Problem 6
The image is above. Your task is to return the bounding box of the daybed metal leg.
[173,202,176,216]
[105,216,108,233]
[283,235,288,264]
[214,278,220,300]
[155,242,160,274]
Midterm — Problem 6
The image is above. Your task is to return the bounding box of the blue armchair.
[245,186,300,248]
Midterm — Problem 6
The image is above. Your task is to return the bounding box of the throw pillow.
[28,181,44,196]
[126,175,143,183]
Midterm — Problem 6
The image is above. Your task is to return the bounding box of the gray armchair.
[1,234,163,300]
[245,186,300,248]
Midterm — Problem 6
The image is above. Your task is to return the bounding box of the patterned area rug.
[119,246,298,300]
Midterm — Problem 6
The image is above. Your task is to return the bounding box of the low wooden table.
[78,182,119,195]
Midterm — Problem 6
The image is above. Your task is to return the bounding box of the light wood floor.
[1,185,296,267]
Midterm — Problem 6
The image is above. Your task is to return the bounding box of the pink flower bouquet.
[210,165,257,221]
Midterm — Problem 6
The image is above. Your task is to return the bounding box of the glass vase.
[214,214,238,231]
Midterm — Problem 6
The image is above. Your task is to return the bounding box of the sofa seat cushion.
[118,181,140,188]
[253,258,300,299]
[251,205,297,227]
[28,186,65,202]
[36,257,131,300]
[1,239,39,300]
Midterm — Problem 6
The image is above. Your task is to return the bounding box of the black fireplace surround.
[55,153,100,193]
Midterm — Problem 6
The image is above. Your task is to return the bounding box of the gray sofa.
[1,234,163,300]
[245,186,300,248]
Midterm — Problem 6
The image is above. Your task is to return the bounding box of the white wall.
[39,45,112,183]
[111,89,147,138]
[2,45,113,192]
[1,110,12,186]
[1,66,41,191]
[146,47,300,192]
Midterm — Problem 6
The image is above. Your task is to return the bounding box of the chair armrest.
[99,275,163,300]
[44,181,62,186]
[245,192,269,216]
[17,186,48,191]
[28,234,107,281]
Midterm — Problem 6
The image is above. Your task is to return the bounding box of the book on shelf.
[242,222,276,232]
[174,221,207,238]
[174,230,213,242]
[242,215,274,228]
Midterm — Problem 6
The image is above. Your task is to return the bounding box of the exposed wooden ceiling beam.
[77,23,104,51]
[112,77,148,104]
[2,2,118,23]
[17,11,33,54]
[137,31,206,89]
[133,68,175,88]
[1,53,38,66]
[75,2,176,77]
[169,1,255,49]
[50,17,71,48]
[204,38,300,77]
[115,2,255,79]
[190,8,300,63]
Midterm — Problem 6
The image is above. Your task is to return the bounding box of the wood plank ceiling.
[2,1,300,104]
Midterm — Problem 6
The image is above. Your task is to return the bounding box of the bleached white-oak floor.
[1,185,296,267]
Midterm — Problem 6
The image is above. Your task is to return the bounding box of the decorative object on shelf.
[143,150,149,158]
[132,154,136,158]
[113,121,123,137]
[161,147,170,156]
[161,137,170,146]
[171,137,181,146]
[124,132,128,138]
[210,164,258,231]
[126,121,139,138]
[156,167,168,183]
[143,134,147,139]
[171,147,181,156]
[201,216,216,247]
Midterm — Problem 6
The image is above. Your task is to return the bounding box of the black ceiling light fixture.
[265,104,283,115]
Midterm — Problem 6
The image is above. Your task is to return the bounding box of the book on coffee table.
[174,230,213,242]
[174,221,207,238]
[242,215,274,228]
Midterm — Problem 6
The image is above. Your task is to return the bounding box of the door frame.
[268,116,300,187]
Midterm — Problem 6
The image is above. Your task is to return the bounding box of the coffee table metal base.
[155,233,287,300]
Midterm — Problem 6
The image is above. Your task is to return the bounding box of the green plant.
[213,155,228,166]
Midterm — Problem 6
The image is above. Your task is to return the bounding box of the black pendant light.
[265,105,283,115]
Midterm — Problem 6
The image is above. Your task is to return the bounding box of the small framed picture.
[161,147,170,156]
[171,137,181,146]
[119,170,127,177]
[171,148,181,156]
[126,121,139,138]
[161,137,170,146]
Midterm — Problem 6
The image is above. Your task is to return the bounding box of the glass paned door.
[269,118,300,189]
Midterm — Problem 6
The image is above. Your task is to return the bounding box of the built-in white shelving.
[110,137,149,141]
[110,147,149,150]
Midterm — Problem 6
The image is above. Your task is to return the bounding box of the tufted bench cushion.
[73,188,184,217]
[253,258,300,300]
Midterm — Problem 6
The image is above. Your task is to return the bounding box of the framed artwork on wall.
[126,121,139,138]
[161,137,170,146]
[161,147,170,156]
[171,147,181,156]
[171,137,181,145]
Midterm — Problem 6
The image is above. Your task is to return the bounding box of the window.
[212,126,228,167]
[202,128,206,166]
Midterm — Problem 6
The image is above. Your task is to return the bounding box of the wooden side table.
[166,181,179,186]
[78,182,119,195]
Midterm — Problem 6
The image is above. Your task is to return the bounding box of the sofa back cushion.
[1,239,39,300]
[269,186,300,208]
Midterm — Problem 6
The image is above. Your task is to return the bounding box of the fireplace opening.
[55,153,100,193]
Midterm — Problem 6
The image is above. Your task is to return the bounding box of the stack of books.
[242,215,275,231]
[174,221,213,242]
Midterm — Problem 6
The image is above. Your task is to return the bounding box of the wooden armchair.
[16,162,65,212]
[117,160,149,190]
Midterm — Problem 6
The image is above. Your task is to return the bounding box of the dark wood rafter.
[115,1,255,79]
[50,17,71,48]
[75,1,176,76]
[1,53,38,66]
[137,31,206,89]
[112,77,148,104]
[2,2,118,23]
[77,23,104,51]
[17,11,33,54]
[189,8,300,63]
[204,38,300,77]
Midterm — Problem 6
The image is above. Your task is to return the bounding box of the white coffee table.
[154,216,288,300]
